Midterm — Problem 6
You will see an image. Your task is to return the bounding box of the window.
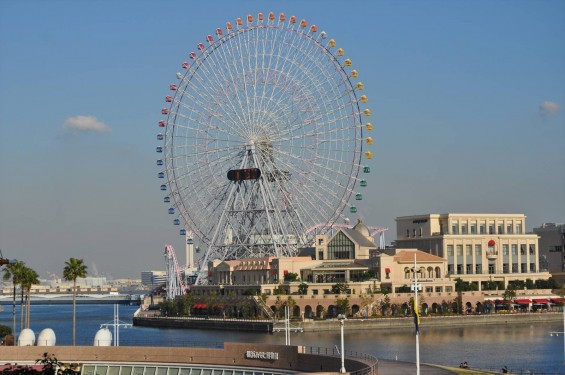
[529,244,535,255]
[489,223,495,235]
[447,245,454,256]
[480,223,486,234]
[466,264,472,274]
[413,229,416,237]
[488,264,495,274]
[461,224,468,234]
[435,286,443,293]
[452,224,459,235]
[406,229,410,238]
[435,266,441,278]
[520,244,526,255]
[327,232,355,259]
[448,264,453,274]
[475,244,482,257]
[498,224,504,234]
[318,238,324,245]
[506,224,513,234]
[456,245,463,256]
[466,245,472,256]
[511,244,517,255]
[516,223,523,234]
[521,263,527,273]
[425,286,433,293]
[457,264,463,274]
[318,251,324,260]
[475,264,482,274]
[530,263,536,272]
[471,224,477,234]
[419,228,423,237]
[512,263,518,273]
[502,245,509,256]
[503,263,509,273]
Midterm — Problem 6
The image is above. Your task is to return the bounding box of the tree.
[20,266,39,328]
[331,282,350,294]
[283,272,299,282]
[63,258,87,346]
[298,282,309,295]
[336,297,350,316]
[2,261,25,335]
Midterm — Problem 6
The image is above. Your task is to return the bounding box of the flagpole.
[414,254,420,375]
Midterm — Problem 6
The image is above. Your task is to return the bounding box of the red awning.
[551,298,565,304]
[532,299,551,304]
[514,299,531,305]
[495,300,510,305]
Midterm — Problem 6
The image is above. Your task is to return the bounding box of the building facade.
[534,223,565,273]
[395,213,550,289]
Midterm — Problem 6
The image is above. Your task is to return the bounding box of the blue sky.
[1,0,563,279]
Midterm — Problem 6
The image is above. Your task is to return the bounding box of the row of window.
[446,244,535,257]
[450,222,523,235]
[405,222,525,237]
[447,263,536,274]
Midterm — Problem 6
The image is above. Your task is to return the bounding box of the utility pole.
[411,253,421,375]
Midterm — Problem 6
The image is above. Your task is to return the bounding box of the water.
[1,304,564,374]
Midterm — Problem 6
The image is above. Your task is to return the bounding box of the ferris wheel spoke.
[262,148,352,221]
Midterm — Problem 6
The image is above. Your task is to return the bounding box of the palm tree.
[20,266,39,328]
[63,258,87,346]
[2,261,25,335]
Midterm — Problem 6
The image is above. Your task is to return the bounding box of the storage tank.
[18,328,35,346]
[37,328,56,346]
[93,327,112,346]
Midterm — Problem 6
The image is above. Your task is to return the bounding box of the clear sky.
[1,0,563,280]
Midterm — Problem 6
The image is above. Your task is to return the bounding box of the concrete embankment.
[133,312,562,333]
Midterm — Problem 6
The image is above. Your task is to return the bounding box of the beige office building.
[395,213,550,289]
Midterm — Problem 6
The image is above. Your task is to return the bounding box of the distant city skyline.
[1,1,563,279]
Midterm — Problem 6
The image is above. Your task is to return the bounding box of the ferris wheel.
[156,12,374,284]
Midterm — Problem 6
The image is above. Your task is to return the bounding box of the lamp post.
[337,314,346,373]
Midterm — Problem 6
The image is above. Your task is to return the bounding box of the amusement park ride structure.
[157,12,379,286]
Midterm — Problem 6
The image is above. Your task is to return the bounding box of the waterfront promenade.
[0,343,461,375]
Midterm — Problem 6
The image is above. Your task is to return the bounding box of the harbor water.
[1,304,563,374]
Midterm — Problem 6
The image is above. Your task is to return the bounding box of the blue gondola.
[156,147,163,153]
[355,193,363,200]
[180,228,187,235]
[157,133,164,141]
[156,159,163,166]
[350,206,357,213]
[168,208,175,214]
[164,196,170,203]
[158,172,165,179]
[360,179,367,187]
[187,238,194,244]
[363,166,370,173]
[173,218,180,225]
[160,184,167,191]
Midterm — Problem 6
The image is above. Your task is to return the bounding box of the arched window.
[435,266,441,278]
[427,267,433,278]
[404,267,410,279]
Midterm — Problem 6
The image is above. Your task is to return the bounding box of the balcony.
[486,250,498,260]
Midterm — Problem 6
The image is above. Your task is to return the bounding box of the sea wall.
[133,312,563,332]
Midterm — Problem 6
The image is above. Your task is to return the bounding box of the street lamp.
[337,314,346,373]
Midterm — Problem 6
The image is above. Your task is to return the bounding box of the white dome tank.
[18,328,36,346]
[93,327,112,346]
[37,328,56,346]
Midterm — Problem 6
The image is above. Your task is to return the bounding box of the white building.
[395,213,551,289]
